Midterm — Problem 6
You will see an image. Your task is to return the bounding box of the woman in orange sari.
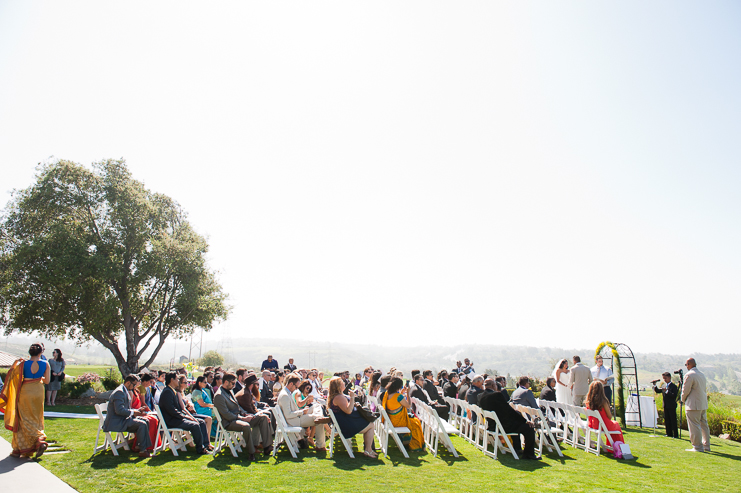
[381,376,424,452]
[0,343,50,458]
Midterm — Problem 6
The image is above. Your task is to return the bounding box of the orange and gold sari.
[0,358,47,457]
[382,391,424,451]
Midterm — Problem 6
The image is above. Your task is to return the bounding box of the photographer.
[652,372,678,438]
[681,358,711,453]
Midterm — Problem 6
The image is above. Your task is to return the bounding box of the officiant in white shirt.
[591,355,614,403]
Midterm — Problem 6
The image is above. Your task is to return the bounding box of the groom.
[569,356,593,406]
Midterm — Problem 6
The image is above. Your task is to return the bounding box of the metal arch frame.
[597,342,642,428]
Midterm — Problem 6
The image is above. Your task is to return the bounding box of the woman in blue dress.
[327,376,376,458]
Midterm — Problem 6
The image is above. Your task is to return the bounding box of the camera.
[673,369,683,375]
[650,379,660,384]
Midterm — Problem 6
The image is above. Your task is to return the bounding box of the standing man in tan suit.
[681,358,711,452]
[568,355,593,406]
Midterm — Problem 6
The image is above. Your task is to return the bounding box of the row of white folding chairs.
[446,397,521,460]
[512,404,563,458]
[538,399,620,456]
[367,395,410,458]
[410,397,458,457]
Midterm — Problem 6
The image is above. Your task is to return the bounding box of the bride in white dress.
[553,359,572,404]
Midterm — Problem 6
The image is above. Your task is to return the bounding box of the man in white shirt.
[591,355,614,403]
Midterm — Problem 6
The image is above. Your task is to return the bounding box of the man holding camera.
[681,358,711,452]
[652,372,678,438]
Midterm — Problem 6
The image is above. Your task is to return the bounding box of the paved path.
[0,436,78,492]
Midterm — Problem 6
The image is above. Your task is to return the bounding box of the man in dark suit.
[104,375,152,457]
[258,370,274,404]
[234,369,246,394]
[443,372,459,399]
[422,370,450,420]
[540,377,556,403]
[215,373,270,459]
[653,372,679,438]
[284,358,297,372]
[158,373,209,454]
[496,376,509,400]
[478,378,539,460]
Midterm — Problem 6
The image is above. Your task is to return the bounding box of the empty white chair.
[411,397,458,457]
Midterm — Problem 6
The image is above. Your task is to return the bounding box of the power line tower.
[189,328,204,363]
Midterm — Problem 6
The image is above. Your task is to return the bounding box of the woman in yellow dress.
[0,343,51,458]
[381,376,424,452]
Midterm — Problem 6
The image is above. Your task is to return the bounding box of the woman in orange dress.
[381,377,424,452]
[0,343,50,458]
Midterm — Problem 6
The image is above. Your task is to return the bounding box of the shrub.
[722,420,741,442]
[76,372,101,384]
[102,368,122,391]
[60,380,93,398]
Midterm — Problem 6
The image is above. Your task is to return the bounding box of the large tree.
[0,159,229,376]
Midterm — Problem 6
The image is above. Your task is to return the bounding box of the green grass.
[63,365,116,378]
[3,411,741,493]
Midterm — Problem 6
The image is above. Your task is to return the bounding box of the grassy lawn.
[63,365,116,378]
[2,411,741,493]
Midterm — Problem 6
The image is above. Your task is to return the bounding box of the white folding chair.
[370,396,410,458]
[271,405,303,458]
[327,407,355,458]
[212,407,246,457]
[412,398,458,457]
[153,404,194,456]
[443,396,461,432]
[514,404,563,458]
[567,405,592,452]
[481,409,520,460]
[93,402,131,456]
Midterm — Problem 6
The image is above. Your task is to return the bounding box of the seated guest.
[219,373,274,457]
[368,371,383,398]
[422,370,450,420]
[585,381,625,454]
[443,372,460,399]
[294,380,317,446]
[327,376,376,458]
[510,376,539,409]
[191,377,215,437]
[138,373,156,411]
[540,377,557,403]
[261,355,279,372]
[466,375,485,407]
[234,369,247,394]
[360,367,374,389]
[437,370,449,389]
[278,375,331,451]
[478,378,539,460]
[212,374,223,396]
[496,376,509,400]
[175,376,214,451]
[258,370,274,405]
[451,360,463,374]
[381,377,424,452]
[284,358,297,372]
[155,371,166,391]
[272,370,285,395]
[213,373,263,459]
[235,374,275,432]
[158,372,210,455]
[458,375,471,402]
[376,375,392,405]
[104,375,153,457]
[203,371,215,398]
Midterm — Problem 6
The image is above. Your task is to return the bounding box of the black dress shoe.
[524,454,542,460]
[248,453,256,461]
[263,446,273,456]
[298,439,308,449]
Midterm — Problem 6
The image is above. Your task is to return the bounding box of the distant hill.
[4,335,740,394]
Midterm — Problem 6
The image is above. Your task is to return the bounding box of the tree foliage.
[0,159,229,376]
[198,350,224,367]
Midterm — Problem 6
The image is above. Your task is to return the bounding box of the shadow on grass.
[86,451,155,468]
[497,455,551,471]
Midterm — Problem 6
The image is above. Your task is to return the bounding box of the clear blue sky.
[1,1,740,355]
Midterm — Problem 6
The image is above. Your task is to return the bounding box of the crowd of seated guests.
[100,354,623,461]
